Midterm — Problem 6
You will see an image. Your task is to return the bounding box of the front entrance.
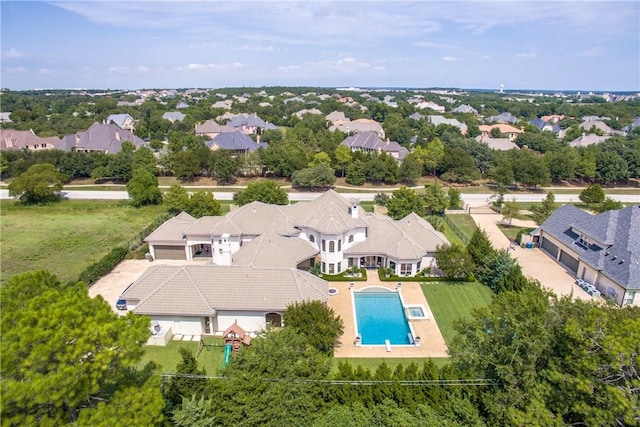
[266,312,282,328]
[192,244,212,258]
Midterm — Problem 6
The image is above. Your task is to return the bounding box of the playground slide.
[222,343,232,367]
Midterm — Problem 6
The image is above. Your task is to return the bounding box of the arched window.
[348,235,354,243]
[338,239,342,251]
[329,241,335,252]
[322,239,326,251]
[266,312,282,327]
[309,235,315,243]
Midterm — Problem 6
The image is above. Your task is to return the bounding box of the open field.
[421,282,493,345]
[0,200,167,283]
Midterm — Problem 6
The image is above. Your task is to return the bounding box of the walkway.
[469,207,595,301]
[328,271,448,359]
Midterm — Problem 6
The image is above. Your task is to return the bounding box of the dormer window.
[309,235,315,243]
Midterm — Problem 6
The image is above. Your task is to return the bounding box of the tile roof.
[475,135,520,151]
[569,134,610,147]
[60,123,145,153]
[145,212,196,244]
[0,129,62,151]
[226,113,277,131]
[479,124,523,134]
[540,204,640,289]
[452,104,478,114]
[121,264,329,316]
[427,115,468,133]
[207,131,260,151]
[106,114,134,129]
[340,131,407,160]
[195,119,234,135]
[162,111,186,122]
[485,112,518,124]
[232,229,319,268]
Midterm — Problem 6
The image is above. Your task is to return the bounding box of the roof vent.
[619,259,625,264]
[611,256,617,261]
[605,251,609,256]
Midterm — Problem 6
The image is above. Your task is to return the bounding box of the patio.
[327,270,448,358]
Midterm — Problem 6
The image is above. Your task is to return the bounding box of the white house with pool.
[145,189,450,277]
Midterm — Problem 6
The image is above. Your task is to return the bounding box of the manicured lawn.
[332,357,450,373]
[142,337,226,374]
[0,200,167,283]
[497,224,535,242]
[439,220,465,247]
[445,213,478,242]
[421,282,493,345]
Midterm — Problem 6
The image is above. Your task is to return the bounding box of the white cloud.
[373,66,385,71]
[136,66,150,72]
[5,66,28,73]
[39,68,54,75]
[178,62,245,71]
[2,48,25,58]
[517,53,537,58]
[413,41,457,49]
[578,47,605,58]
[443,56,457,62]
[108,66,131,73]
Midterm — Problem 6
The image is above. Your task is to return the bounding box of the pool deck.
[328,272,449,358]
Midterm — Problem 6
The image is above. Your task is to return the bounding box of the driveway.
[88,259,210,313]
[470,208,595,302]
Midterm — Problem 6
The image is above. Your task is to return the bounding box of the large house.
[478,124,523,141]
[145,190,449,277]
[224,113,277,135]
[195,120,234,138]
[105,114,136,131]
[340,131,408,161]
[60,123,146,153]
[0,129,63,151]
[534,204,640,307]
[206,131,265,155]
[329,118,385,137]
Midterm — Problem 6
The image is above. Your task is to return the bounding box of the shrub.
[79,246,128,285]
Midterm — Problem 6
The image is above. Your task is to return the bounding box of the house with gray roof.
[427,115,468,134]
[225,113,277,134]
[485,112,518,124]
[195,119,234,138]
[61,122,145,153]
[579,120,626,137]
[293,108,323,119]
[534,204,640,307]
[120,264,328,336]
[475,135,519,151]
[0,129,63,151]
[451,104,478,115]
[105,113,135,131]
[569,133,610,148]
[0,112,13,123]
[162,111,186,123]
[340,131,408,161]
[529,118,560,133]
[206,131,263,155]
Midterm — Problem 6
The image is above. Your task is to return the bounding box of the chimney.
[349,199,359,219]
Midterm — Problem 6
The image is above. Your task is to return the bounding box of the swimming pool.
[354,289,412,345]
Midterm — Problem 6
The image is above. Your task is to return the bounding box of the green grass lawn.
[445,213,478,241]
[497,224,535,242]
[0,200,167,283]
[421,282,493,345]
[142,337,225,374]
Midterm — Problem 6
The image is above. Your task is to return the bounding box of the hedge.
[319,269,368,282]
[377,268,474,283]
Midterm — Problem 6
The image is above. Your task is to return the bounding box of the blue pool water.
[354,291,411,345]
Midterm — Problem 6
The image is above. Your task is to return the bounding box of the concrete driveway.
[88,259,210,313]
[470,208,596,302]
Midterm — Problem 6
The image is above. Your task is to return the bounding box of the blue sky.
[1,1,638,91]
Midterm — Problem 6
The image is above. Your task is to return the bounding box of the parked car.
[115,299,127,310]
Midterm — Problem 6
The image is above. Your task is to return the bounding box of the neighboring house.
[485,112,518,124]
[340,131,408,161]
[105,114,136,131]
[541,114,564,124]
[120,264,329,336]
[284,96,304,104]
[293,108,322,119]
[212,100,233,109]
[579,120,626,136]
[475,135,519,151]
[195,120,234,138]
[529,118,560,133]
[176,101,190,109]
[415,101,445,113]
[206,131,264,155]
[225,113,277,134]
[409,112,425,121]
[569,134,610,148]
[145,190,449,278]
[533,204,640,307]
[0,129,63,151]
[162,112,186,123]
[60,122,146,153]
[329,118,385,138]
[624,117,640,133]
[478,124,523,141]
[451,104,478,115]
[326,111,348,126]
[427,115,468,134]
[0,112,14,123]
[581,115,610,122]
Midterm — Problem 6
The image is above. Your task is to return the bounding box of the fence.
[443,215,470,244]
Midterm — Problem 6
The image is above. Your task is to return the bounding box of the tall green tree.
[126,168,162,207]
[334,144,352,178]
[531,191,557,225]
[345,160,366,185]
[434,244,475,279]
[501,198,521,226]
[284,300,344,355]
[233,180,289,206]
[398,152,422,185]
[8,163,67,204]
[579,183,605,205]
[132,146,158,175]
[292,164,336,190]
[163,184,190,213]
[187,191,222,218]
[1,271,164,425]
[386,187,425,220]
[423,181,449,215]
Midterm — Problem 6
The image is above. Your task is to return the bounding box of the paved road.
[1,189,638,203]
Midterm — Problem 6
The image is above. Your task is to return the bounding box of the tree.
[511,149,550,188]
[8,163,67,204]
[386,187,425,220]
[434,244,475,279]
[447,187,462,210]
[592,197,623,213]
[531,191,557,225]
[284,300,344,355]
[292,164,336,190]
[164,184,190,213]
[164,347,208,410]
[126,168,162,207]
[501,198,521,226]
[308,151,332,167]
[345,160,366,185]
[187,191,222,218]
[1,271,164,425]
[132,146,157,175]
[596,150,628,184]
[171,150,202,180]
[334,144,352,177]
[234,180,288,206]
[172,396,217,427]
[422,138,445,175]
[423,181,449,215]
[211,150,240,184]
[398,152,422,185]
[579,183,605,205]
[466,228,496,270]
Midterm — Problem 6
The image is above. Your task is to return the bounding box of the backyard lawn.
[421,282,493,345]
[445,213,478,242]
[497,224,535,242]
[142,337,225,374]
[0,200,167,283]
